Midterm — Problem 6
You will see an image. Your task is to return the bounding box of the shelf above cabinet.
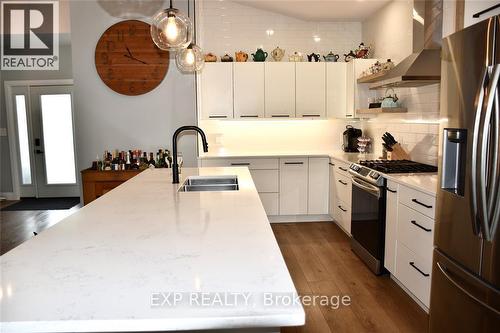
[356,107,407,114]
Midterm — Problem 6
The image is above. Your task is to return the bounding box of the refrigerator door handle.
[481,64,500,241]
[472,66,490,236]
[490,92,500,239]
[437,261,500,316]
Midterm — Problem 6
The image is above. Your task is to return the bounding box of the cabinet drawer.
[335,172,352,206]
[259,193,279,216]
[331,158,350,177]
[201,158,279,170]
[395,242,432,307]
[334,199,351,235]
[250,169,279,193]
[398,204,434,261]
[399,185,436,219]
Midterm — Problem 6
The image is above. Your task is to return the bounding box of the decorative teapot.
[307,53,321,62]
[235,51,248,62]
[323,52,340,62]
[271,46,285,62]
[221,54,233,62]
[204,53,217,62]
[344,50,356,62]
[251,48,268,62]
[381,88,399,108]
[355,42,371,59]
[289,51,303,62]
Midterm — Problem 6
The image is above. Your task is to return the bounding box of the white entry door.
[11,85,79,197]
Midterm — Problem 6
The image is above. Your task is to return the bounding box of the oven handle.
[351,176,380,198]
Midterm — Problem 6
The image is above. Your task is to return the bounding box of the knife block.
[387,143,411,160]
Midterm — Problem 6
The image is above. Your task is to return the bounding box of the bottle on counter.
[148,152,156,168]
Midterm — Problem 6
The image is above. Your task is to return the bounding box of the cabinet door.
[234,63,265,118]
[200,63,233,119]
[326,63,347,118]
[296,63,326,118]
[280,158,308,215]
[328,161,337,218]
[385,180,399,273]
[308,157,329,214]
[265,63,295,118]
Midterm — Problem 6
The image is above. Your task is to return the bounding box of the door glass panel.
[40,94,76,184]
[15,95,32,185]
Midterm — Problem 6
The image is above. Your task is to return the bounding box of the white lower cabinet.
[250,169,279,193]
[335,199,351,234]
[259,193,279,216]
[279,158,308,215]
[328,158,352,235]
[308,157,329,214]
[384,180,399,273]
[328,161,337,217]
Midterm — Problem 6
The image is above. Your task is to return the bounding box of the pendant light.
[175,0,204,72]
[151,0,192,51]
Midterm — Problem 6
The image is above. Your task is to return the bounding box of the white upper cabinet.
[346,59,377,118]
[199,63,234,120]
[308,157,329,215]
[264,63,296,118]
[234,63,265,119]
[295,63,326,118]
[326,62,347,119]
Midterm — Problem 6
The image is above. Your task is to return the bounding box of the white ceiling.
[232,0,392,21]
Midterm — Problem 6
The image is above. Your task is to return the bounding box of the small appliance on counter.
[342,125,362,152]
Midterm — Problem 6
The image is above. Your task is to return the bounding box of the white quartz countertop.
[1,168,305,333]
[198,150,438,195]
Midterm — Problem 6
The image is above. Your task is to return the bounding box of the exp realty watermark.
[151,292,351,310]
[1,0,59,70]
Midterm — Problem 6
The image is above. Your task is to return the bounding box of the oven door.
[351,176,386,261]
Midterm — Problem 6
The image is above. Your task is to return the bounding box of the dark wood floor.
[272,222,429,333]
[0,200,80,255]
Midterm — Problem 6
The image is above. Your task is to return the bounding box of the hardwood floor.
[272,222,429,333]
[0,200,80,255]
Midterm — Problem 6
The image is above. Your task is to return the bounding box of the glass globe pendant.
[175,43,204,72]
[151,0,192,51]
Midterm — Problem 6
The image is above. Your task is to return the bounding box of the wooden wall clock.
[95,20,169,96]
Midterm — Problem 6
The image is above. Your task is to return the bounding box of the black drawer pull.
[409,262,430,277]
[411,220,432,232]
[338,180,347,185]
[230,162,250,166]
[338,205,347,212]
[387,188,397,193]
[329,162,335,166]
[284,162,304,165]
[338,167,348,172]
[302,114,320,117]
[412,198,433,209]
[209,115,228,119]
[271,114,290,118]
[240,115,259,118]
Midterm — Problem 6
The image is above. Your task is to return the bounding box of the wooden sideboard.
[81,169,142,205]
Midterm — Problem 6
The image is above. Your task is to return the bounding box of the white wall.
[70,0,198,175]
[199,0,362,60]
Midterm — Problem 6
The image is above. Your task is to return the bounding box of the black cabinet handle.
[412,198,432,209]
[284,162,304,165]
[338,205,347,212]
[338,167,348,172]
[387,188,397,193]
[302,114,321,117]
[329,162,335,166]
[411,220,432,232]
[240,115,259,118]
[271,114,290,118]
[209,115,228,119]
[230,162,250,166]
[34,138,41,146]
[409,262,430,277]
[35,149,44,154]
[473,3,500,18]
[338,180,347,185]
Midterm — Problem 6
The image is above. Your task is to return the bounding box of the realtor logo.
[1,1,59,70]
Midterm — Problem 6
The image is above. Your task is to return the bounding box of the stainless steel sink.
[178,176,239,192]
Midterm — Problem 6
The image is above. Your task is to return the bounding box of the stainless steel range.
[348,160,439,275]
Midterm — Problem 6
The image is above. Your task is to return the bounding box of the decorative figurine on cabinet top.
[355,42,371,59]
[271,46,285,61]
[289,51,303,62]
[323,51,340,62]
[204,53,217,62]
[235,51,248,62]
[344,50,356,62]
[307,53,321,62]
[221,54,233,62]
[252,48,268,62]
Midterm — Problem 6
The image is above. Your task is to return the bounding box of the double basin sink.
[178,175,239,192]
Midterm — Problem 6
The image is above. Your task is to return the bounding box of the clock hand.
[126,46,133,57]
[124,54,147,65]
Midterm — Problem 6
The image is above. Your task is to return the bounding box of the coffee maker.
[342,125,362,152]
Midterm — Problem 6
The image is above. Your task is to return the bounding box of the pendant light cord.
[169,0,173,9]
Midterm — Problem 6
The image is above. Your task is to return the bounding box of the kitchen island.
[1,167,305,333]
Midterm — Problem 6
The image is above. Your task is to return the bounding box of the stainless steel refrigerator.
[430,16,500,331]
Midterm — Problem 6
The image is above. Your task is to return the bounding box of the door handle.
[412,198,432,209]
[338,205,347,212]
[338,166,348,172]
[230,162,250,166]
[387,188,397,193]
[35,149,44,154]
[409,262,429,277]
[410,220,432,232]
[284,162,304,165]
[34,138,41,146]
[208,115,228,119]
[240,115,259,118]
[338,180,347,185]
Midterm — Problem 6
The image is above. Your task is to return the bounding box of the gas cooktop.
[359,160,438,174]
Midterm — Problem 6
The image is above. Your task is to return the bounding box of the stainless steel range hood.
[366,0,443,89]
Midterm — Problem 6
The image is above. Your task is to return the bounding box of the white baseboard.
[0,192,18,200]
[268,214,333,223]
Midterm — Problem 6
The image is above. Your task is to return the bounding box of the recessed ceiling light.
[266,29,274,36]
[313,35,321,42]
